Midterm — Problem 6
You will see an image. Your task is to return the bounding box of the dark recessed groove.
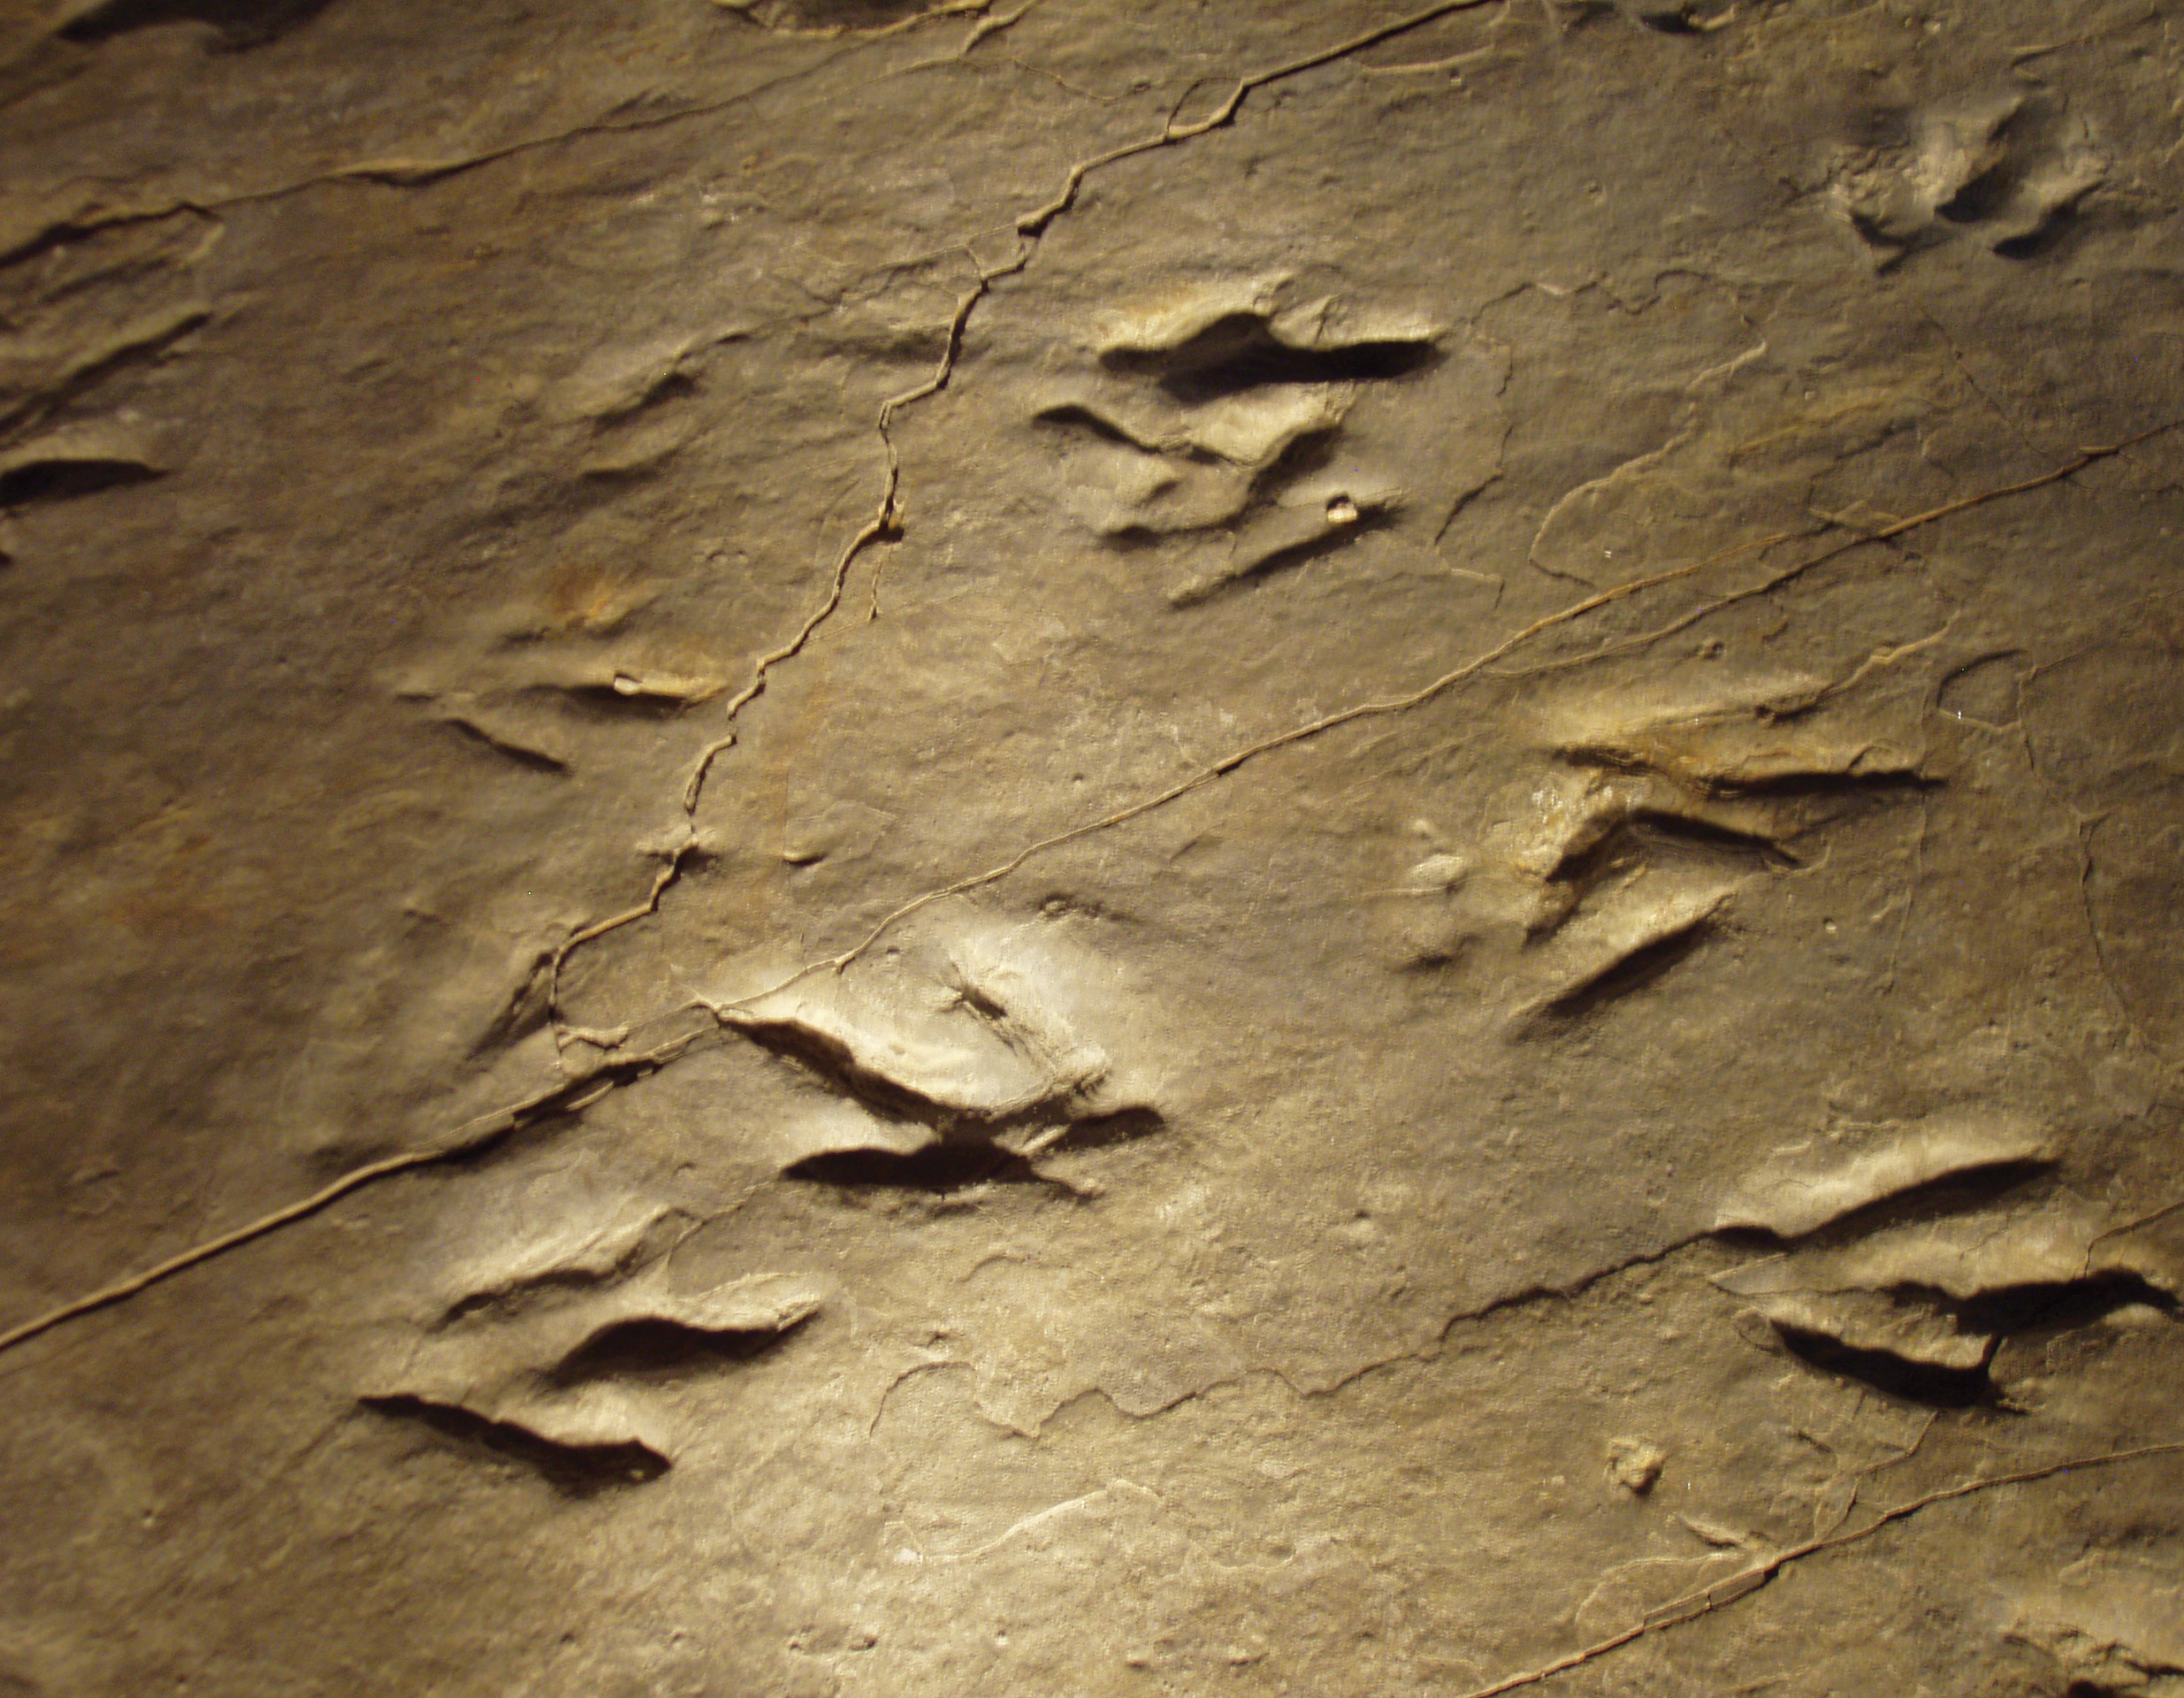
[1098,314,1440,402]
[546,1316,800,1387]
[783,1141,1046,1192]
[1531,918,1717,1023]
[58,0,339,49]
[1775,1327,1997,1409]
[361,1395,669,1494]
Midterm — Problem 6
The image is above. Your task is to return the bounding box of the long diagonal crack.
[1496,430,2179,681]
[0,0,1503,1363]
[4,428,2152,1364]
[548,0,1519,994]
[1446,1439,2184,1698]
[0,0,2167,1362]
[0,1030,705,1357]
[699,424,2174,1017]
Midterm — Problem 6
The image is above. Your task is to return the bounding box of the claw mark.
[361,1396,671,1493]
[3,3,2176,1364]
[0,0,1511,1366]
[713,0,989,36]
[726,437,2157,1001]
[0,302,209,438]
[0,0,1520,1369]
[1,434,2163,1363]
[683,0,1513,808]
[531,272,999,1013]
[546,7,1512,1052]
[1447,1441,2184,1698]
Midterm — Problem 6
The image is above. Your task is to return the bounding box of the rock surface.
[2,1,2183,1694]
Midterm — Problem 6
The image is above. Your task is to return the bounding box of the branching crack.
[3,428,2164,1361]
[1,0,2174,1365]
[0,0,1510,1363]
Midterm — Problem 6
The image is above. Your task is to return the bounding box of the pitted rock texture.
[2,2,2183,1695]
